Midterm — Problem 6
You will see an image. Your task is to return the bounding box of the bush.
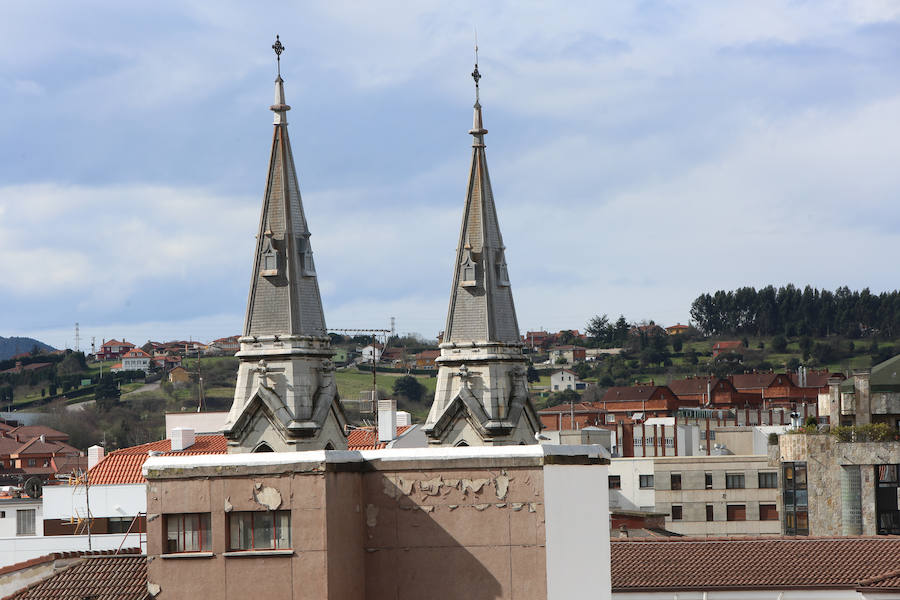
[831,423,898,443]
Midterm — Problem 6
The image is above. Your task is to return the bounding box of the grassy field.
[334,369,437,400]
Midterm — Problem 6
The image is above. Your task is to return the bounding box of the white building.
[360,344,383,362]
[550,369,579,391]
[608,457,656,512]
[117,348,151,373]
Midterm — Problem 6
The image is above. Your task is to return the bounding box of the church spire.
[243,36,326,338]
[423,53,538,447]
[443,54,520,345]
[225,36,347,453]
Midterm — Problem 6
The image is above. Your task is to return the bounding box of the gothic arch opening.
[324,442,335,450]
[254,442,274,453]
[455,440,469,447]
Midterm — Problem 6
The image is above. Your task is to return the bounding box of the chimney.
[378,399,397,443]
[170,427,196,451]
[88,445,105,470]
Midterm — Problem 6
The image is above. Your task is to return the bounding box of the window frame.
[705,504,714,522]
[725,473,746,489]
[759,503,779,521]
[704,472,713,489]
[16,509,36,536]
[639,474,654,489]
[670,473,682,490]
[228,510,292,552]
[671,505,683,521]
[608,475,622,490]
[165,513,211,554]
[758,472,778,489]
[726,504,747,522]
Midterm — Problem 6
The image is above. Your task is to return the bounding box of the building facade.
[653,455,781,537]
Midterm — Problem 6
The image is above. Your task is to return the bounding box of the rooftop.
[87,434,228,485]
[611,536,900,592]
[4,554,146,600]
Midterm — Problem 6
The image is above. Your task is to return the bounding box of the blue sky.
[3,1,900,349]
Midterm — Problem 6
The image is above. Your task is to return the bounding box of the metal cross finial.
[272,35,285,76]
[471,32,481,102]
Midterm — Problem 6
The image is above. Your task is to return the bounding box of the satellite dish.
[24,477,42,499]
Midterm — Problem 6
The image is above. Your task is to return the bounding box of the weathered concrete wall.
[777,433,900,536]
[144,447,608,600]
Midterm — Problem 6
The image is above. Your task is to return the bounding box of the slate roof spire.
[443,54,520,344]
[242,35,327,338]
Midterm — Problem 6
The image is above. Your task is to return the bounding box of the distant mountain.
[0,337,56,361]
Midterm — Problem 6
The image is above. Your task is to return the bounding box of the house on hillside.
[118,348,151,373]
[712,340,743,357]
[549,345,586,364]
[360,343,383,363]
[206,336,240,355]
[550,369,582,392]
[96,339,135,361]
[665,323,689,336]
[415,349,440,369]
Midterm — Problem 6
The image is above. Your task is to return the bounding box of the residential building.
[207,335,240,355]
[653,454,781,537]
[711,340,743,357]
[167,366,190,384]
[834,355,900,428]
[539,402,605,431]
[359,343,383,363]
[550,369,579,391]
[144,444,610,600]
[414,349,440,369]
[549,345,586,365]
[608,457,656,512]
[600,384,689,420]
[664,323,689,336]
[423,61,539,446]
[118,348,151,373]
[96,339,135,361]
[41,432,227,543]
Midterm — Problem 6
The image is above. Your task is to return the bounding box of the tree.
[526,365,540,383]
[392,375,425,403]
[573,362,591,380]
[544,388,579,409]
[671,336,683,352]
[772,335,788,353]
[95,376,121,412]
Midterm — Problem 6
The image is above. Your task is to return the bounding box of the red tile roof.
[122,348,150,359]
[601,385,665,403]
[87,435,228,485]
[730,372,777,390]
[538,402,604,414]
[347,426,412,450]
[0,549,140,578]
[4,554,146,600]
[611,537,900,592]
[665,376,720,396]
[8,426,68,443]
[713,341,743,350]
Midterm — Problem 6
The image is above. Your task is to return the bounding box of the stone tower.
[423,59,540,446]
[224,39,347,452]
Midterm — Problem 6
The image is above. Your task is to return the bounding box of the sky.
[3,1,900,350]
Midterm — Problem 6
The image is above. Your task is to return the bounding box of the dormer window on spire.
[460,244,477,288]
[297,233,316,277]
[260,231,279,277]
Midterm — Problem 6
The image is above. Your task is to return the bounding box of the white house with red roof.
[117,348,151,373]
[551,369,582,392]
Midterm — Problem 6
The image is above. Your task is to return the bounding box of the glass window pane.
[275,511,291,549]
[167,516,179,553]
[795,489,808,507]
[185,514,199,551]
[254,512,274,549]
[200,514,211,551]
[230,513,251,550]
[795,467,807,486]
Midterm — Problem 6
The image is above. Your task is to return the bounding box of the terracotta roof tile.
[611,537,900,592]
[3,554,146,600]
[87,435,227,485]
[347,426,412,450]
[601,385,664,403]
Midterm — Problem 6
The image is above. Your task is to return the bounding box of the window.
[706,504,714,522]
[27,459,36,467]
[639,475,654,489]
[229,511,291,551]
[705,472,713,489]
[783,462,809,535]
[670,474,682,490]
[726,504,746,521]
[758,472,778,489]
[759,504,779,521]
[608,475,621,490]
[16,509,35,536]
[875,464,900,535]
[166,513,211,553]
[671,505,683,520]
[108,516,133,534]
[725,473,745,489]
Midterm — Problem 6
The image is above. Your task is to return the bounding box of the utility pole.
[329,327,391,429]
